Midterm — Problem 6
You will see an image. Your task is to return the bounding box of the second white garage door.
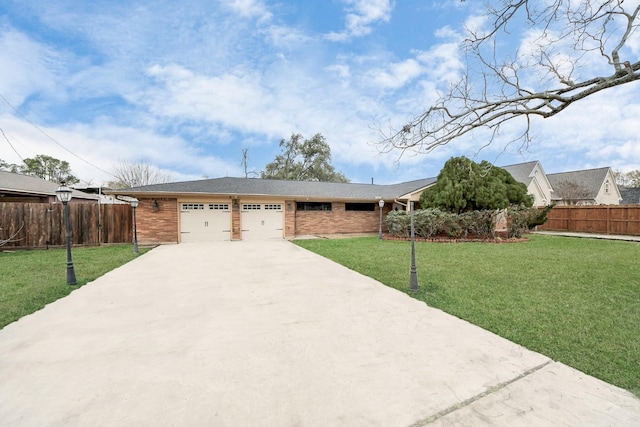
[180,202,231,242]
[241,203,283,240]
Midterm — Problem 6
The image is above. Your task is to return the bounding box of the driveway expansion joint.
[408,360,553,426]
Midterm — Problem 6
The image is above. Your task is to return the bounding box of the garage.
[180,202,231,242]
[241,203,284,240]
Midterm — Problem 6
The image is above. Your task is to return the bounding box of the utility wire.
[0,127,26,163]
[0,92,118,180]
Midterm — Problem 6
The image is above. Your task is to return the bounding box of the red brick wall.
[136,198,390,242]
[137,198,179,244]
[231,198,241,240]
[294,202,388,235]
[284,200,296,238]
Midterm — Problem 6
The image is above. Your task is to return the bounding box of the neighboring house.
[620,187,640,205]
[110,177,436,244]
[501,161,554,207]
[547,167,622,206]
[0,171,100,203]
[73,186,127,204]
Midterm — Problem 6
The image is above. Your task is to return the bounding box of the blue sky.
[1,0,639,186]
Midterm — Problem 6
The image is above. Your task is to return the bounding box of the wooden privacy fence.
[537,205,640,236]
[0,202,133,249]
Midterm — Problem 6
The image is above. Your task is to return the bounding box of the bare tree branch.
[0,222,24,247]
[380,1,640,156]
[106,160,173,188]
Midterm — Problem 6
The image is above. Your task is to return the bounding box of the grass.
[0,245,149,330]
[294,234,640,397]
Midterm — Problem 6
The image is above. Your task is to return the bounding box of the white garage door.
[241,203,283,240]
[180,202,231,242]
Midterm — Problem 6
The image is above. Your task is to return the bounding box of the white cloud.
[325,0,393,41]
[142,64,286,136]
[220,0,272,22]
[0,113,241,185]
[416,42,463,84]
[0,27,67,105]
[365,59,423,89]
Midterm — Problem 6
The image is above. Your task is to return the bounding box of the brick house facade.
[111,177,435,243]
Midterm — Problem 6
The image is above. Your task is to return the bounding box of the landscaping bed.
[382,232,528,243]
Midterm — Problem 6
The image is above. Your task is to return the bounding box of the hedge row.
[386,206,546,239]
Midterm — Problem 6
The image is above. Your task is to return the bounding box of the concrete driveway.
[1,241,639,426]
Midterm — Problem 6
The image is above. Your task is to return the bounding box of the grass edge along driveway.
[0,245,149,330]
[293,234,640,398]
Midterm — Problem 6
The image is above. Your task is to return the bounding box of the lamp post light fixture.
[409,201,419,293]
[130,198,139,254]
[55,182,77,285]
[378,199,385,240]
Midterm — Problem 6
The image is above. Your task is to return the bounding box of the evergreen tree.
[421,157,532,213]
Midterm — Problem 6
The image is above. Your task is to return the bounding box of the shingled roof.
[501,161,540,186]
[620,187,640,205]
[0,171,99,200]
[112,176,437,201]
[547,167,612,199]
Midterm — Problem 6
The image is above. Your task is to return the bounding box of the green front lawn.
[294,234,640,397]
[0,245,149,330]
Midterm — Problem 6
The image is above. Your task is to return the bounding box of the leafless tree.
[614,169,640,187]
[240,149,260,178]
[380,1,640,155]
[106,160,173,189]
[554,180,592,205]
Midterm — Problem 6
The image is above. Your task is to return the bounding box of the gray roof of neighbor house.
[111,176,438,201]
[620,187,640,205]
[501,161,539,186]
[0,171,99,200]
[547,167,612,199]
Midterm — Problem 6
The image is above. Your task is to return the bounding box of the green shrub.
[386,208,497,239]
[386,210,411,237]
[414,208,446,238]
[441,213,464,238]
[506,205,549,238]
[459,210,496,239]
[529,203,556,228]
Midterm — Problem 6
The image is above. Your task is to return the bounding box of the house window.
[182,203,204,210]
[209,203,230,210]
[296,202,332,211]
[605,180,610,194]
[242,204,261,210]
[264,204,282,210]
[345,203,376,211]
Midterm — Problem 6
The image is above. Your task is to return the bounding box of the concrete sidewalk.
[0,241,639,426]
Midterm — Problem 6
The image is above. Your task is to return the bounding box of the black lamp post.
[55,182,77,285]
[409,201,419,292]
[378,199,385,240]
[130,199,139,253]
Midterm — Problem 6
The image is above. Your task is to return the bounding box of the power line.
[0,127,26,163]
[0,92,118,180]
